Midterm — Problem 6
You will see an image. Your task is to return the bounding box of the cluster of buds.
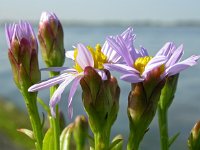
[6,21,41,93]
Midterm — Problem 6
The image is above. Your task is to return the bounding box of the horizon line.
[1,20,200,27]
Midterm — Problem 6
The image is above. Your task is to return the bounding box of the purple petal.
[28,73,71,92]
[5,23,16,48]
[95,69,107,80]
[104,63,140,74]
[156,42,176,57]
[50,75,76,117]
[68,106,73,119]
[40,67,70,72]
[101,41,122,63]
[68,76,82,107]
[142,56,167,77]
[165,44,184,68]
[76,43,94,69]
[107,36,133,66]
[139,46,149,57]
[65,50,75,60]
[120,73,143,83]
[163,55,200,77]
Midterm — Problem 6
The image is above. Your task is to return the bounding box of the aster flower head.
[29,32,124,117]
[106,27,200,84]
[5,21,40,90]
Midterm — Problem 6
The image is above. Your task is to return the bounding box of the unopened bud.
[80,66,120,149]
[127,79,165,150]
[6,21,41,92]
[38,12,65,67]
[73,115,88,150]
[80,67,120,133]
[188,121,200,150]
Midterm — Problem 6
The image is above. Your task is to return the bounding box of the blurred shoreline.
[1,20,200,27]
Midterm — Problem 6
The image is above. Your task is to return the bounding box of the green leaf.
[109,135,123,150]
[42,128,54,150]
[168,132,180,147]
[17,128,34,139]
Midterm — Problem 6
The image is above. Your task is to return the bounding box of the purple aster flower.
[105,27,200,83]
[28,36,125,117]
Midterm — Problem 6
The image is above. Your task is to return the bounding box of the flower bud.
[60,123,74,150]
[38,12,65,67]
[127,78,165,150]
[188,121,200,150]
[80,66,120,133]
[80,66,120,149]
[6,21,41,92]
[73,115,88,150]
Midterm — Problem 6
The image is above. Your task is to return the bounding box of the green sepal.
[42,128,54,150]
[159,74,179,110]
[60,123,74,150]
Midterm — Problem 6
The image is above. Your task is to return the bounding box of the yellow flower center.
[74,44,107,72]
[134,56,165,76]
[134,56,152,74]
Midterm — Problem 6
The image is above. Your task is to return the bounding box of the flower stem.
[127,129,141,150]
[49,71,60,150]
[94,130,110,150]
[24,93,43,150]
[158,105,169,150]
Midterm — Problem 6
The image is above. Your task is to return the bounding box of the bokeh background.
[0,0,200,149]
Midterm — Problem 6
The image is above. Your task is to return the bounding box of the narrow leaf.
[169,132,180,147]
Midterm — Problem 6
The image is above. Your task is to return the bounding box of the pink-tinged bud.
[6,21,41,92]
[188,121,200,150]
[127,79,165,150]
[80,66,120,149]
[73,116,89,150]
[38,12,65,67]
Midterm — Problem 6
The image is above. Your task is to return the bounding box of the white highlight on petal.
[65,50,75,60]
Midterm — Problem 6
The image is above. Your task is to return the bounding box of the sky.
[0,0,200,23]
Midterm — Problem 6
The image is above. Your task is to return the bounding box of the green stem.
[25,93,43,150]
[158,105,169,150]
[49,71,60,150]
[94,131,110,150]
[127,129,141,150]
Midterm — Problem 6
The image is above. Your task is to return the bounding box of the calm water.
[0,25,200,150]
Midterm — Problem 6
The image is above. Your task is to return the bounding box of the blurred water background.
[0,24,200,150]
